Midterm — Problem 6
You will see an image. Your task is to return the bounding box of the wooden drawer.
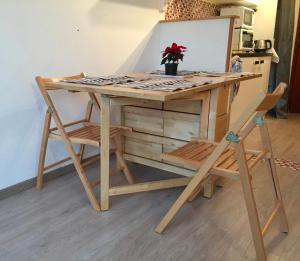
[163,111,200,141]
[124,137,162,161]
[123,106,163,135]
[164,100,202,114]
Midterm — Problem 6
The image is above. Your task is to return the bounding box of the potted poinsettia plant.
[161,43,187,76]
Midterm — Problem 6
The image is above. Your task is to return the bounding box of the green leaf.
[161,57,168,65]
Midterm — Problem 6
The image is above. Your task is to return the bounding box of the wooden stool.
[36,73,134,211]
[155,84,289,261]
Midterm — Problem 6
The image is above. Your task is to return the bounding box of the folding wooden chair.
[36,73,134,211]
[155,83,289,261]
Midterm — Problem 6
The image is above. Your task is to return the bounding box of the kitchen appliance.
[232,28,254,51]
[254,39,272,52]
[220,6,255,29]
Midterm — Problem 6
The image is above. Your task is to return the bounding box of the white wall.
[0,1,232,190]
[157,19,231,72]
[0,0,163,190]
[253,0,278,41]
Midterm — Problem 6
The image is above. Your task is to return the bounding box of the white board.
[135,19,232,73]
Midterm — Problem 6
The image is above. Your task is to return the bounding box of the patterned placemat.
[62,76,138,86]
[121,79,213,92]
[196,71,255,78]
[150,70,201,76]
[62,76,213,92]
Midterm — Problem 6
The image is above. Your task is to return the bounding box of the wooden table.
[47,74,261,210]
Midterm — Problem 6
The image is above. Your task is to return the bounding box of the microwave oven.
[220,6,255,29]
[232,28,254,51]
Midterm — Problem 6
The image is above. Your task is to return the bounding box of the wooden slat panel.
[171,142,200,156]
[192,145,215,162]
[124,137,162,161]
[214,149,234,166]
[164,111,200,141]
[124,131,187,148]
[217,154,236,169]
[162,142,188,154]
[123,106,163,136]
[164,100,202,114]
[161,153,201,170]
[184,143,211,158]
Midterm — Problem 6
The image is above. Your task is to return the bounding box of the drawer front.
[164,111,200,141]
[123,106,163,135]
[124,137,162,161]
[164,100,202,114]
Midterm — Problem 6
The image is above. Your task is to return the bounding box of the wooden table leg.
[100,94,110,211]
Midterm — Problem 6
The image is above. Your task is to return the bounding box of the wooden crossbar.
[262,202,281,237]
[248,149,269,170]
[109,177,191,196]
[49,119,87,132]
[44,155,77,171]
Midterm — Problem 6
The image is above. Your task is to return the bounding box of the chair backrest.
[256,83,287,112]
[36,72,86,91]
[234,83,287,139]
[35,72,98,131]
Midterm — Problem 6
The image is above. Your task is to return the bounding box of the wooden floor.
[0,116,300,261]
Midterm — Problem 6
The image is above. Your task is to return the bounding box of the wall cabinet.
[231,55,272,122]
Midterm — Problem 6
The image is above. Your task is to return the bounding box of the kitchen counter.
[232,52,273,58]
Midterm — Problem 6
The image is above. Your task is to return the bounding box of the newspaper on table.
[196,71,254,78]
[62,76,213,92]
[62,76,138,86]
[121,79,213,92]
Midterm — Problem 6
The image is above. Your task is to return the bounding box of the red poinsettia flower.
[161,42,187,65]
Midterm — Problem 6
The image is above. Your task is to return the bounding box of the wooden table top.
[46,73,262,101]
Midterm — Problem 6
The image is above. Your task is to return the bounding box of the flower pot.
[165,63,178,76]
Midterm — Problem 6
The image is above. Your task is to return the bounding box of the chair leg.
[187,174,212,202]
[66,143,101,211]
[37,109,52,190]
[234,142,267,261]
[79,144,86,163]
[260,124,289,233]
[114,135,124,171]
[155,166,214,233]
[39,89,100,211]
[111,137,134,184]
[187,182,203,202]
[266,158,289,233]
